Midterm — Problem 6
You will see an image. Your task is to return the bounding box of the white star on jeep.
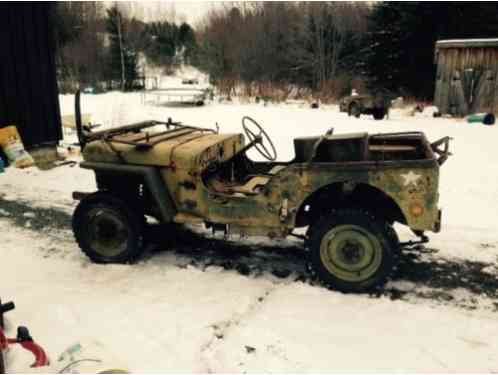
[401,171,421,186]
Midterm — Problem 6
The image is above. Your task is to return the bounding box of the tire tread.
[306,208,399,293]
[72,192,144,264]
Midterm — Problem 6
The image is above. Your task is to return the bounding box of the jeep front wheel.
[307,209,398,293]
[373,108,386,120]
[348,102,361,118]
[72,193,145,264]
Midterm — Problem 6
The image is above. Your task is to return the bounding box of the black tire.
[373,108,386,120]
[306,209,398,293]
[348,102,361,118]
[72,192,145,264]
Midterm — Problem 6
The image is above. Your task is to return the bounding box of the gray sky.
[112,1,220,25]
[171,1,219,24]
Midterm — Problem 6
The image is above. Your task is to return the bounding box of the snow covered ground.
[2,92,498,372]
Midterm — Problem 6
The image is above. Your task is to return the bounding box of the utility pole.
[116,5,125,91]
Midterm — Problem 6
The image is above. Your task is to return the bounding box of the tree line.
[54,2,197,93]
[195,1,498,101]
[54,2,498,100]
[195,2,368,100]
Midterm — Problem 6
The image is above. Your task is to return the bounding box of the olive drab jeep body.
[339,93,390,120]
[72,92,451,293]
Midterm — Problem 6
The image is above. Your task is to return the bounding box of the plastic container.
[0,126,34,168]
[467,113,495,125]
[56,340,129,373]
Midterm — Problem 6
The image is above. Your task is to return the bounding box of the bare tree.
[196,1,370,99]
[55,2,108,91]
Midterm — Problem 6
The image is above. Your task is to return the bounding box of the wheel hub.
[87,209,129,257]
[320,225,383,282]
[339,240,365,265]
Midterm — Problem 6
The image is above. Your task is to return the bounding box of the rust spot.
[183,200,197,210]
[179,181,196,190]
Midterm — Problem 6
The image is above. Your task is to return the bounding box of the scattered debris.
[245,345,256,354]
[391,96,404,109]
[480,243,496,249]
[22,212,36,219]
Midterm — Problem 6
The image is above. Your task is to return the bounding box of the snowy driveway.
[2,94,498,372]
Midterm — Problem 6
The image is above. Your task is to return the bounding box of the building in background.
[434,39,498,116]
[0,3,62,159]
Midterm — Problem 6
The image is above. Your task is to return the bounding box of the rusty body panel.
[80,120,445,238]
[158,158,440,236]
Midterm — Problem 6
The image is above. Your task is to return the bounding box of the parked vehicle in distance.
[182,78,199,85]
[340,92,390,120]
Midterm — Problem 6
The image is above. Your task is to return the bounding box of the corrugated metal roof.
[436,38,498,49]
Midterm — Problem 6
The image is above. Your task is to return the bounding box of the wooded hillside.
[54,2,498,101]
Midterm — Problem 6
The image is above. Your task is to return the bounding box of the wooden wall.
[434,45,498,116]
[0,3,62,149]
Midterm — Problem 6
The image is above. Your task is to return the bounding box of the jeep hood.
[82,131,244,170]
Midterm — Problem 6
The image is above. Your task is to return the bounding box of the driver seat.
[230,176,271,195]
[229,164,286,194]
[208,175,271,196]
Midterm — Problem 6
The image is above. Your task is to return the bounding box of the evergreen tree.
[177,22,197,64]
[141,21,197,67]
[143,21,178,66]
[363,2,498,99]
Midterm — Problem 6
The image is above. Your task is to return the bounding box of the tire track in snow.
[1,196,498,312]
[199,285,277,373]
[0,196,72,232]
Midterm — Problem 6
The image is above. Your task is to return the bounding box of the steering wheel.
[242,116,277,161]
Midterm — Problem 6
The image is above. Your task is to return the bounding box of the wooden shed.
[0,3,62,152]
[434,39,498,116]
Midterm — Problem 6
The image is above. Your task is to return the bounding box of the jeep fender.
[293,181,406,228]
[80,161,177,223]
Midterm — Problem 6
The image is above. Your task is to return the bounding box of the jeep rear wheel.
[373,108,386,120]
[73,192,145,264]
[307,209,398,293]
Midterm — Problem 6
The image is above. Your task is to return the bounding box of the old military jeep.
[339,93,390,120]
[72,92,450,293]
